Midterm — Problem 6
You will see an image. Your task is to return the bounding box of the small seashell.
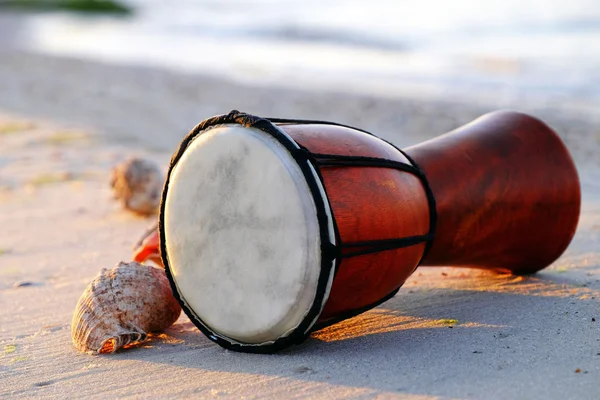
[132,223,163,268]
[110,158,164,215]
[71,261,181,354]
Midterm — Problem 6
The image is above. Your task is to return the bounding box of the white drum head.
[163,123,334,345]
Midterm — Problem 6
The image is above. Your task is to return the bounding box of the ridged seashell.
[133,223,163,268]
[110,158,164,215]
[71,261,181,354]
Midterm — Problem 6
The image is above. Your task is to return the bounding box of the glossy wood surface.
[405,111,581,274]
[279,124,430,320]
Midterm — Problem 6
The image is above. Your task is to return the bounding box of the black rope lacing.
[268,116,438,266]
[266,117,439,334]
[290,146,435,259]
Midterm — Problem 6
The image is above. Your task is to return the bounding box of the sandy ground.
[0,47,599,399]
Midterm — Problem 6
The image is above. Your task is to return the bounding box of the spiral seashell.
[71,261,181,354]
[110,157,164,215]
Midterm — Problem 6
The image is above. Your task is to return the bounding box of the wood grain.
[405,110,581,274]
[280,124,430,320]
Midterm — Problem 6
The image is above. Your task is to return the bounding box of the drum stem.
[405,110,581,274]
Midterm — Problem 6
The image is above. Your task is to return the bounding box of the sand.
[0,46,599,399]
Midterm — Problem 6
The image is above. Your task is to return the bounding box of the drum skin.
[278,124,430,321]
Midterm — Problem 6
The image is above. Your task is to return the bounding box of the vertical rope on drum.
[292,146,437,260]
[267,117,437,265]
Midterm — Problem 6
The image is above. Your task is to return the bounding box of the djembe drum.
[151,110,580,353]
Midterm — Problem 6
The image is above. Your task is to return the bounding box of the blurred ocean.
[5,0,600,103]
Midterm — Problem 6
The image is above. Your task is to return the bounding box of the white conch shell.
[71,261,181,354]
[110,157,164,215]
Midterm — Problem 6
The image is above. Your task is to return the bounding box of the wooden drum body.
[144,110,580,353]
[278,123,433,327]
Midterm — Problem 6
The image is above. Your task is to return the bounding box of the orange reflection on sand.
[147,332,185,346]
[418,272,600,300]
[312,309,504,342]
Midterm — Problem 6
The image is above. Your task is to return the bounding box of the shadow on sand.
[111,260,600,398]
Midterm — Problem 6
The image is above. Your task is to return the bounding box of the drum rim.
[158,110,340,354]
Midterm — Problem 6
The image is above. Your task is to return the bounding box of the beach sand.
[0,48,599,399]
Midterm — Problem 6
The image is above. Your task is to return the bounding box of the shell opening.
[99,338,118,354]
[97,331,147,354]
